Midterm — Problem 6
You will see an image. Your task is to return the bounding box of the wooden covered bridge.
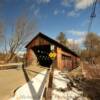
[25,32,80,70]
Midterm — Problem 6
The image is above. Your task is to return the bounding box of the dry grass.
[67,64,100,100]
[67,66,83,78]
[80,79,100,100]
[0,65,45,100]
[83,63,100,79]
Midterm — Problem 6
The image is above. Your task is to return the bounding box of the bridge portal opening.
[32,45,52,67]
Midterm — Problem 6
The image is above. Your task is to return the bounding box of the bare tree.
[67,40,80,54]
[5,15,37,62]
[83,32,100,64]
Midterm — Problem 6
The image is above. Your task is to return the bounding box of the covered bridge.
[25,32,80,70]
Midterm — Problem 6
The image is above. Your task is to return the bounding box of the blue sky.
[0,0,100,45]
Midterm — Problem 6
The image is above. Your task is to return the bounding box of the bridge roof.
[25,32,79,57]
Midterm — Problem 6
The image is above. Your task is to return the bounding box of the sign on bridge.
[49,51,56,60]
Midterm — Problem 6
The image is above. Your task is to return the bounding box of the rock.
[56,88,67,92]
[72,87,83,95]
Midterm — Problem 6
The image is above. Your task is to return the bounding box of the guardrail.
[0,62,23,70]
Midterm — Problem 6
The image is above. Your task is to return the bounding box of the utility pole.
[87,0,97,64]
[88,0,97,33]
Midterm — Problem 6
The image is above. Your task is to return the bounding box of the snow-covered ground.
[10,70,48,100]
[10,69,89,100]
[52,70,89,100]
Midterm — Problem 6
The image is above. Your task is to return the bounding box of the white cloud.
[34,8,40,16]
[37,0,50,4]
[62,9,66,14]
[67,10,79,17]
[16,51,26,58]
[75,0,95,10]
[61,0,69,6]
[61,0,95,10]
[66,29,86,36]
[67,38,84,47]
[54,9,66,15]
[61,0,95,18]
[30,4,35,10]
[65,29,87,47]
[54,9,59,15]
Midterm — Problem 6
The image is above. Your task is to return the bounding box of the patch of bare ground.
[0,64,45,100]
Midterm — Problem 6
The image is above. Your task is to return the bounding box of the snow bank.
[10,70,47,100]
[10,69,89,100]
[52,70,89,100]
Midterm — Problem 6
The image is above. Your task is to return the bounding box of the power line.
[87,0,98,64]
[87,0,98,33]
